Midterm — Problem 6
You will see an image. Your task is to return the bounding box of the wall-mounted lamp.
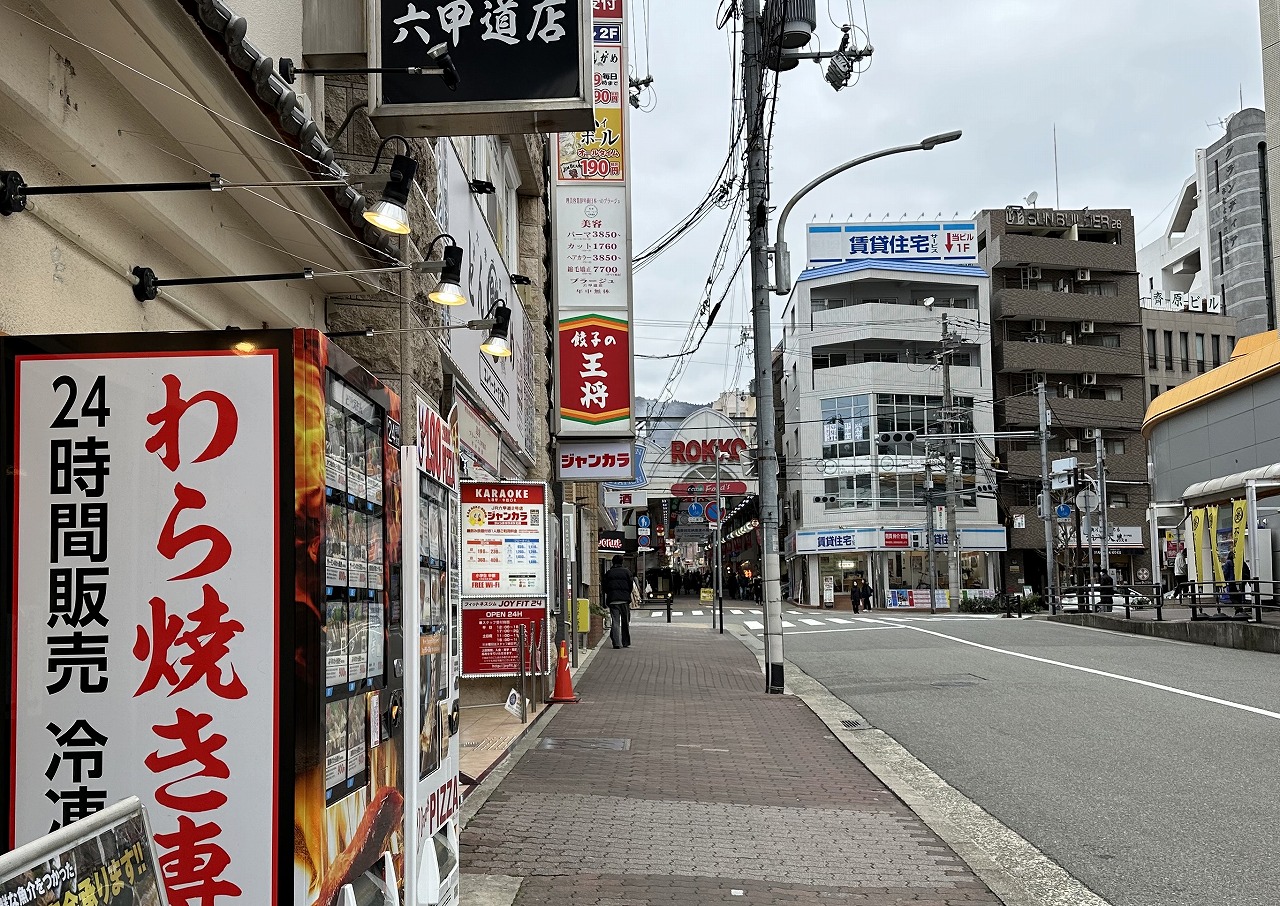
[479,300,513,358]
[510,274,534,286]
[363,136,418,235]
[468,179,496,195]
[327,315,498,340]
[422,233,466,306]
[279,43,459,91]
[0,171,349,217]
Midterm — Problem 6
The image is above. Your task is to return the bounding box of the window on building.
[858,295,901,305]
[1080,283,1118,296]
[813,352,849,369]
[1195,333,1206,372]
[863,351,901,363]
[1150,384,1161,401]
[1146,329,1157,369]
[1212,334,1222,368]
[1228,335,1236,353]
[820,395,871,459]
[1163,330,1174,370]
[1100,334,1121,348]
[1105,438,1126,455]
[824,475,873,510]
[1178,331,1190,371]
[1104,387,1122,401]
[1108,493,1129,508]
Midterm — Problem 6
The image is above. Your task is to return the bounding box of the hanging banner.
[1207,506,1224,584]
[552,0,634,444]
[1191,508,1206,584]
[1232,498,1248,580]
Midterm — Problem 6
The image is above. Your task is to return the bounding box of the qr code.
[530,510,541,527]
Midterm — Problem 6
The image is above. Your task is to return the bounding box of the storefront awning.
[1181,463,1280,506]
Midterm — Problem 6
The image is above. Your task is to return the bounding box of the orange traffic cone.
[547,641,580,703]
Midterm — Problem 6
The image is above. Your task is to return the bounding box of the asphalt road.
[761,612,1280,906]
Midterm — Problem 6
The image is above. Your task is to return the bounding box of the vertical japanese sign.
[552,0,635,450]
[460,483,548,597]
[11,351,279,906]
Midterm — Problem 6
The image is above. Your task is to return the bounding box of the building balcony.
[996,340,1145,377]
[1001,395,1146,431]
[989,232,1135,272]
[993,287,1141,324]
[811,360,986,393]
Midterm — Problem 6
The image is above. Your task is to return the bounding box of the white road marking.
[799,618,825,625]
[780,620,795,628]
[691,610,704,616]
[670,611,684,616]
[782,625,907,636]
[854,617,880,624]
[730,609,744,614]
[885,621,1280,722]
[827,617,853,624]
[743,620,764,630]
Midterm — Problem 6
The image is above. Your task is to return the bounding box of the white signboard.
[553,185,630,311]
[604,488,649,508]
[1063,525,1145,547]
[436,143,538,460]
[460,482,548,597]
[806,221,979,266]
[557,437,636,481]
[12,351,279,899]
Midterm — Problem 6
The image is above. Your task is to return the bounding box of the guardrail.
[1050,580,1280,624]
[631,594,675,622]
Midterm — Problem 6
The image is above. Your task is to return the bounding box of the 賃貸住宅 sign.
[557,437,635,481]
[461,482,548,596]
[791,526,1008,553]
[369,0,596,136]
[597,530,636,555]
[806,221,978,266]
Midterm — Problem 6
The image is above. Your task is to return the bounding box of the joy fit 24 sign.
[460,483,548,597]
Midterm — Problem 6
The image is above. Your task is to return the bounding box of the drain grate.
[840,718,871,731]
[536,737,631,751]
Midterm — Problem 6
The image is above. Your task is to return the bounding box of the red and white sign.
[557,313,631,432]
[461,483,547,597]
[670,437,748,464]
[417,396,457,489]
[558,437,634,481]
[671,480,749,499]
[11,351,280,903]
[460,600,550,677]
[884,530,911,548]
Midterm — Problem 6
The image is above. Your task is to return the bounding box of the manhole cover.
[840,718,871,731]
[536,737,631,751]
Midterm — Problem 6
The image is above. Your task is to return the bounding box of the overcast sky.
[626,0,1265,403]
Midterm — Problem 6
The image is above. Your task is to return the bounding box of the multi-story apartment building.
[977,207,1153,592]
[778,226,1003,609]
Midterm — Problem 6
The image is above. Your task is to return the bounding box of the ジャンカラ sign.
[460,482,548,596]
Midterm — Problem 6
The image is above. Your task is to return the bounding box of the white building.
[778,238,1004,609]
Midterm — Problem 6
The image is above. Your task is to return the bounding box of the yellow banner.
[1232,499,1248,580]
[1191,508,1205,583]
[1207,507,1225,584]
[700,587,714,603]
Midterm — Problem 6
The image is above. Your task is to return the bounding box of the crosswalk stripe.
[828,617,852,624]
[854,617,880,623]
[780,620,795,627]
[799,618,824,626]
[691,610,704,616]
[730,609,744,614]
[743,620,764,630]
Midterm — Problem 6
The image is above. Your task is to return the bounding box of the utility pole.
[940,314,961,606]
[925,464,938,614]
[743,0,785,692]
[1038,383,1056,605]
[1095,431,1110,576]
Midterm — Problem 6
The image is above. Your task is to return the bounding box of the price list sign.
[459,600,550,678]
[460,482,548,598]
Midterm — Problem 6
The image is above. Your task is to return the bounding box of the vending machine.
[400,399,461,906]
[0,329,413,906]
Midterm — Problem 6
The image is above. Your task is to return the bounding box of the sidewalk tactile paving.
[462,623,1001,905]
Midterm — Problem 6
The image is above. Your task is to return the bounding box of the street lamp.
[770,130,963,295]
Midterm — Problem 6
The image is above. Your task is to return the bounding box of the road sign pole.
[1038,383,1056,606]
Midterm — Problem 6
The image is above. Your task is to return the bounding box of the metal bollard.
[666,598,672,623]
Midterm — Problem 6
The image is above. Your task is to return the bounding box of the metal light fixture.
[363,136,417,235]
[468,179,496,195]
[423,233,467,306]
[279,42,459,92]
[0,171,348,217]
[479,300,513,358]
[328,315,497,340]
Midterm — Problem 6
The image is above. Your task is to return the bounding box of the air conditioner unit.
[1077,269,1091,282]
[1028,266,1042,279]
[1082,372,1097,385]
[1080,321,1095,334]
[1085,428,1101,440]
[1056,278,1070,292]
[1065,438,1080,452]
[1060,332,1074,344]
[1032,318,1047,332]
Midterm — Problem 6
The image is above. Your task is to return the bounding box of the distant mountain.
[636,397,709,451]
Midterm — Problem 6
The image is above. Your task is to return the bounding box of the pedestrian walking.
[1098,570,1114,610]
[602,554,633,649]
[851,571,874,613]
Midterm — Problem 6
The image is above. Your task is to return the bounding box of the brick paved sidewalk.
[460,622,1002,905]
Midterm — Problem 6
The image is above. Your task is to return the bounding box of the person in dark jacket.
[602,554,633,649]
